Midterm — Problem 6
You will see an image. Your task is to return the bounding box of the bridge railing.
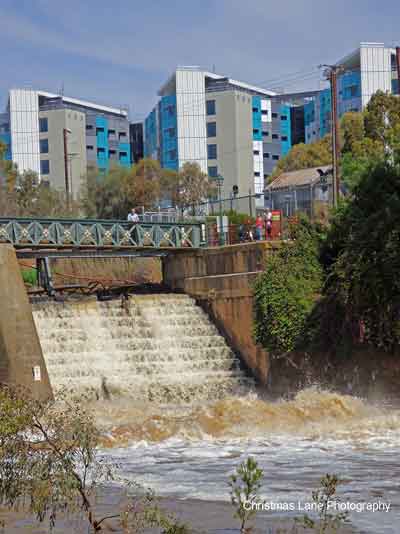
[0,217,204,249]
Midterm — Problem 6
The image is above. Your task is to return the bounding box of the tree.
[229,457,263,533]
[159,162,216,213]
[270,135,332,180]
[323,161,400,351]
[127,158,162,210]
[0,386,191,533]
[177,162,215,212]
[340,111,365,154]
[0,386,110,531]
[160,168,181,208]
[364,90,400,149]
[296,474,349,533]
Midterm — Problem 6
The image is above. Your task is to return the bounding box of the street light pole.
[216,174,225,246]
[63,128,72,210]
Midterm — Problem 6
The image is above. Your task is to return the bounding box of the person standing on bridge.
[127,208,139,223]
[255,215,264,241]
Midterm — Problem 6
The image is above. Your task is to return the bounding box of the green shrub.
[253,216,323,355]
[21,268,37,286]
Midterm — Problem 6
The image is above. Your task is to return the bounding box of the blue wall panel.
[252,96,262,141]
[159,95,178,170]
[96,116,109,170]
[338,70,362,115]
[280,104,291,155]
[118,142,131,167]
[319,88,331,138]
[144,108,158,160]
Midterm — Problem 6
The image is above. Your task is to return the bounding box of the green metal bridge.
[0,217,204,256]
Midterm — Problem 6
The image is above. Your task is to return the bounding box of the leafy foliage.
[322,161,400,351]
[21,268,37,286]
[296,474,349,533]
[83,160,214,218]
[253,216,323,355]
[229,457,263,533]
[0,170,80,217]
[270,135,332,179]
[0,387,192,533]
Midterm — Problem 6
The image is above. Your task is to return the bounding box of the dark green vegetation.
[254,217,323,355]
[255,91,400,357]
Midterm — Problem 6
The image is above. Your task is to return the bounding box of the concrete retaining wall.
[163,242,277,385]
[0,245,52,400]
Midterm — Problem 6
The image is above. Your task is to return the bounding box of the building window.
[109,149,116,156]
[262,131,269,137]
[208,166,218,178]
[272,112,278,119]
[119,151,128,160]
[261,110,268,116]
[263,152,270,158]
[254,171,260,177]
[168,127,176,138]
[39,139,49,154]
[281,115,288,121]
[168,149,177,160]
[252,107,259,113]
[272,134,279,139]
[206,100,216,115]
[39,118,48,133]
[281,135,288,141]
[96,127,104,134]
[207,144,217,159]
[207,122,217,137]
[253,150,260,155]
[97,148,105,157]
[87,145,94,150]
[272,155,280,160]
[350,85,358,97]
[253,129,260,136]
[108,129,116,137]
[119,131,127,139]
[86,124,93,130]
[40,160,50,175]
[167,105,175,116]
[264,173,269,179]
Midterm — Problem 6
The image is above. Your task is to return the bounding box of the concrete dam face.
[32,294,253,402]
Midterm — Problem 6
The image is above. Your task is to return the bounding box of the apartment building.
[0,89,131,197]
[303,42,400,144]
[144,67,303,213]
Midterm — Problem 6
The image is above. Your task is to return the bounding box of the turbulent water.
[32,294,400,533]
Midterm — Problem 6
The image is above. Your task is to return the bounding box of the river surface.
[32,295,400,533]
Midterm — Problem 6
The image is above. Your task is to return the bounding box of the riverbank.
[0,494,357,533]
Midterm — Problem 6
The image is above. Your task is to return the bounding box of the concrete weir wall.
[163,242,279,385]
[0,245,52,400]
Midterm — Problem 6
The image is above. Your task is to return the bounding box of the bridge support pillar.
[37,257,55,297]
[0,245,53,400]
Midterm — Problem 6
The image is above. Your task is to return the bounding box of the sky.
[0,0,398,120]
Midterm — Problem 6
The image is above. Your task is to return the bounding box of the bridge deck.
[0,217,203,251]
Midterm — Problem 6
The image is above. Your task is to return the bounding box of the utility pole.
[63,128,71,210]
[321,64,342,207]
[396,47,400,94]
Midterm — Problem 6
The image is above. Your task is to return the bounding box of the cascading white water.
[32,294,253,402]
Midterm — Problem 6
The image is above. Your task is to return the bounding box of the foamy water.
[32,295,400,533]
